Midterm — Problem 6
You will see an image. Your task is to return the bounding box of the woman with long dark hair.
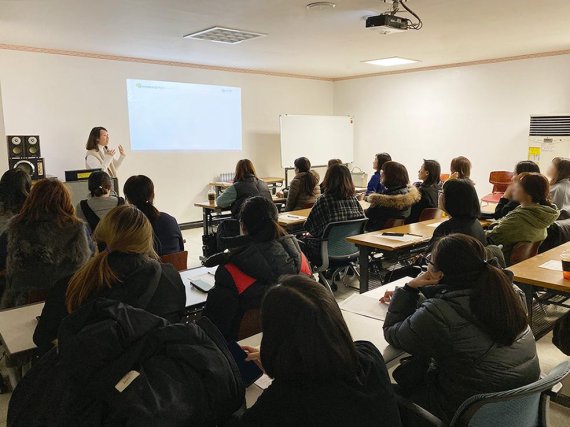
[407,159,441,224]
[0,169,32,235]
[123,175,184,256]
[203,196,312,339]
[216,159,272,218]
[84,126,126,178]
[237,275,401,426]
[283,157,320,211]
[487,173,558,262]
[366,152,392,196]
[382,234,539,423]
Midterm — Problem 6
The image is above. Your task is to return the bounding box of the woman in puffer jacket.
[203,196,312,340]
[381,234,540,423]
[366,161,421,231]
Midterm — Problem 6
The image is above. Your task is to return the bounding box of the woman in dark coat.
[407,159,441,224]
[203,196,312,340]
[382,234,540,423]
[237,275,401,427]
[34,205,185,354]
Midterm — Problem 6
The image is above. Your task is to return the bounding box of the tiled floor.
[1,227,569,425]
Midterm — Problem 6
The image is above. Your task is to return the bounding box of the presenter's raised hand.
[118,145,126,157]
[105,148,116,157]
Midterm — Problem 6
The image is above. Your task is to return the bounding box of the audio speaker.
[9,158,46,180]
[6,135,41,158]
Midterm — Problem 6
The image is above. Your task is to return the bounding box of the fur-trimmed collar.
[368,185,421,209]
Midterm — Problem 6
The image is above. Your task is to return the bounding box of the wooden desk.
[508,242,570,294]
[348,219,441,293]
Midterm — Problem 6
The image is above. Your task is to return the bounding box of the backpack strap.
[80,200,100,232]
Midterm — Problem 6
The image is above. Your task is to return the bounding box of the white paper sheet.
[539,260,563,271]
[279,214,305,220]
[254,374,273,390]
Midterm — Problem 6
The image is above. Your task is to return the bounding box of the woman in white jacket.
[85,126,126,178]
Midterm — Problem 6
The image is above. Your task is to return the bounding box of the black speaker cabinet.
[9,158,46,180]
[7,135,41,158]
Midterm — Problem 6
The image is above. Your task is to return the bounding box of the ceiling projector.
[365,14,409,34]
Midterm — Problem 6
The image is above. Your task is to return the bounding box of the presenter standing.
[85,127,126,178]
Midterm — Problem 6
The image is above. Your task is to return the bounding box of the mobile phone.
[226,341,263,387]
[190,279,214,293]
[382,232,405,237]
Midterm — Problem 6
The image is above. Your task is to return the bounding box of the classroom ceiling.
[0,0,569,79]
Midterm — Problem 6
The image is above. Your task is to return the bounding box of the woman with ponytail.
[123,175,184,256]
[76,171,124,232]
[33,205,185,354]
[202,196,312,339]
[382,234,539,423]
[487,172,559,263]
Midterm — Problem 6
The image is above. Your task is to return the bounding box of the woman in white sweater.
[85,126,126,178]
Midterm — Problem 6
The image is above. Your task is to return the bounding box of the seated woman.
[319,158,343,193]
[0,169,31,271]
[123,175,184,256]
[494,160,540,219]
[406,159,441,224]
[431,179,487,245]
[547,157,570,212]
[1,179,92,309]
[282,157,320,211]
[0,169,31,235]
[366,152,392,196]
[487,173,559,263]
[305,164,365,263]
[76,171,124,232]
[216,159,272,218]
[33,205,186,354]
[448,156,474,185]
[202,196,312,340]
[382,234,540,424]
[365,161,420,231]
[238,275,401,427]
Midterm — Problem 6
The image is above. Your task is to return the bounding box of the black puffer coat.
[383,282,540,422]
[9,299,244,426]
[202,235,311,339]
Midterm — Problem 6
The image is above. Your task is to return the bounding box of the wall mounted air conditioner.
[528,115,570,171]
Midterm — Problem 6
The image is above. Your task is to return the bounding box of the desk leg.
[202,208,209,236]
[359,246,370,294]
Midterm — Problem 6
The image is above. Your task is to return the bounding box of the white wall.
[333,55,570,194]
[0,50,333,222]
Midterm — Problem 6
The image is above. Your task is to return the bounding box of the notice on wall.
[528,146,541,163]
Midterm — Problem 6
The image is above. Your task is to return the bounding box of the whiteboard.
[280,115,354,168]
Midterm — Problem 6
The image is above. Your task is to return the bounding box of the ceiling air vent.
[530,115,570,137]
[184,27,265,44]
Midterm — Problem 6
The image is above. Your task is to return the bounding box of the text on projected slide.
[126,79,242,151]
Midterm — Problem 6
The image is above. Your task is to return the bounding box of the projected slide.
[126,79,242,151]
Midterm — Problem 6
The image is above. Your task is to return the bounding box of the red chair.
[509,241,542,266]
[440,173,450,182]
[481,171,514,204]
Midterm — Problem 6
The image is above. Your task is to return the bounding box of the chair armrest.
[397,395,446,427]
